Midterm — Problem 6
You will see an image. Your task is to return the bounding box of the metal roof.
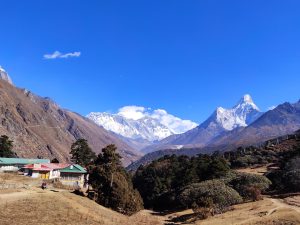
[59,164,86,173]
[22,163,86,173]
[23,163,70,171]
[0,158,50,165]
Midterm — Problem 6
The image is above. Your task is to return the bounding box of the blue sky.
[0,0,300,123]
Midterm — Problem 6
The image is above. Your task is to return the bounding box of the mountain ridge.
[142,94,263,153]
[0,66,13,85]
[0,73,141,166]
[87,112,174,142]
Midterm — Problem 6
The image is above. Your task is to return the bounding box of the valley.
[2,2,300,225]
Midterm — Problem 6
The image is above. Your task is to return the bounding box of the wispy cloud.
[43,51,81,59]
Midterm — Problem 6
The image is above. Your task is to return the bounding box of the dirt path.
[270,198,300,213]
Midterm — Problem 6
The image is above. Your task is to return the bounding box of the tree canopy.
[70,139,96,166]
[89,144,143,215]
[0,135,15,158]
[132,154,230,210]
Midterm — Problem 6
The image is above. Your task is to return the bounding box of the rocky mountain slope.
[135,97,300,167]
[210,100,300,148]
[142,94,263,153]
[0,72,142,166]
[128,129,300,171]
[0,67,13,85]
[129,100,300,169]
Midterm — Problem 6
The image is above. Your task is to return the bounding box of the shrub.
[243,186,263,201]
[179,180,242,214]
[281,157,300,192]
[282,169,300,192]
[267,155,300,193]
[192,203,211,220]
[229,173,271,201]
[133,154,230,210]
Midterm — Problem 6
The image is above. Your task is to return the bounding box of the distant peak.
[0,66,13,85]
[240,94,253,104]
[216,107,225,113]
[234,94,259,110]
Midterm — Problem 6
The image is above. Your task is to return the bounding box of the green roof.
[59,164,86,173]
[0,158,50,165]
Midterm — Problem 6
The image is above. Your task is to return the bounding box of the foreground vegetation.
[1,173,300,225]
[132,154,271,219]
[1,130,300,223]
[69,140,143,215]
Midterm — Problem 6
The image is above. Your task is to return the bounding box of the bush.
[229,173,271,201]
[179,180,242,214]
[243,186,263,201]
[281,157,300,192]
[267,155,300,193]
[133,154,230,210]
[282,170,300,192]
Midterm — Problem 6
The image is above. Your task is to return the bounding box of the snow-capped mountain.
[87,112,174,141]
[142,94,263,153]
[207,94,262,131]
[0,66,13,85]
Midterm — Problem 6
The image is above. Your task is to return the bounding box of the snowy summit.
[212,94,262,131]
[0,66,14,85]
[87,106,198,142]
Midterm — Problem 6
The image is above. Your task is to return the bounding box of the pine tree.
[51,158,59,163]
[70,139,96,166]
[0,135,15,157]
[89,144,143,215]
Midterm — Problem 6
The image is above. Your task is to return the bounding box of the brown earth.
[1,173,300,225]
[0,80,142,166]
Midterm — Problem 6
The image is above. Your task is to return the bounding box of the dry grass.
[235,165,269,175]
[0,188,163,225]
[0,172,40,185]
[0,173,163,225]
[192,198,300,225]
[1,173,300,225]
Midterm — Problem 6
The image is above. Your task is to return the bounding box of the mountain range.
[1,67,300,168]
[87,108,198,150]
[141,94,264,153]
[0,69,141,166]
[87,92,300,159]
[87,112,174,141]
[128,98,300,169]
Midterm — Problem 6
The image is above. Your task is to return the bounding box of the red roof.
[23,163,70,171]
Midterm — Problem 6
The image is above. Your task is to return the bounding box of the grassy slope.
[0,174,300,225]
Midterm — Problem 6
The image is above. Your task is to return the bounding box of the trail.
[269,197,300,213]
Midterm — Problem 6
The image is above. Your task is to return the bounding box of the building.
[23,163,87,188]
[0,158,50,172]
[59,164,87,188]
[23,163,68,179]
